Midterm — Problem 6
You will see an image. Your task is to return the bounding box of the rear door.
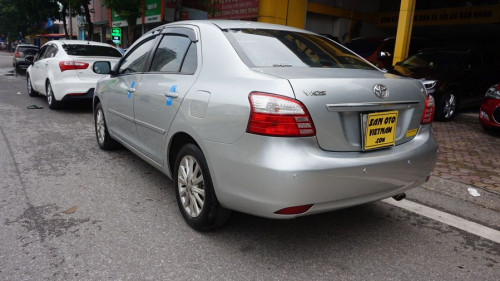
[103,34,159,147]
[30,45,50,92]
[133,27,200,164]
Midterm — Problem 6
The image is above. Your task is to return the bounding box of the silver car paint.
[95,20,438,218]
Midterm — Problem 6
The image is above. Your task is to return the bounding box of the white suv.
[26,40,122,109]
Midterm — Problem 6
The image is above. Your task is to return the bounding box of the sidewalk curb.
[423,176,500,211]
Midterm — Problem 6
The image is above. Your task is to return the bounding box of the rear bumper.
[51,78,97,101]
[203,125,438,219]
[61,88,94,102]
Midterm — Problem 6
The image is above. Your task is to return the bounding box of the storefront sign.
[378,5,500,27]
[144,0,162,24]
[184,0,258,20]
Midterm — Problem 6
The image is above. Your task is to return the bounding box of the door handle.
[165,92,179,98]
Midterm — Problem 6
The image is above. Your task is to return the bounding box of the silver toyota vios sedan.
[92,20,438,231]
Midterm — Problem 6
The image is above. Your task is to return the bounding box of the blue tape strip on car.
[128,81,136,99]
[166,85,177,106]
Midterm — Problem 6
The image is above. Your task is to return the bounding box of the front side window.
[150,35,193,73]
[225,29,375,70]
[119,36,158,74]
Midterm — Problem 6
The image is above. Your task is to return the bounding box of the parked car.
[344,37,429,70]
[391,47,500,121]
[479,84,500,131]
[26,40,122,109]
[92,20,438,231]
[13,44,39,69]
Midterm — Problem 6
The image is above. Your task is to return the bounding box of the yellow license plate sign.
[363,111,398,150]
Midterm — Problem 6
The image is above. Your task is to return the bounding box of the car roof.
[16,44,39,48]
[167,20,316,34]
[48,40,114,47]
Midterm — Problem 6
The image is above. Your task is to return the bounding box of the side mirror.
[93,61,112,75]
[25,56,34,65]
[379,51,391,58]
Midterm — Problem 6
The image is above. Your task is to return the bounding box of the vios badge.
[373,84,389,99]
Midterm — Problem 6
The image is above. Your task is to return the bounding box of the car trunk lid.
[254,67,427,152]
[68,56,120,80]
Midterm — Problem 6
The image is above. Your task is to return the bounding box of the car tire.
[174,143,231,231]
[27,74,38,97]
[46,81,60,110]
[435,89,457,121]
[94,102,119,150]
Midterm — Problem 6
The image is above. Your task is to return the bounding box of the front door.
[104,34,159,147]
[134,29,200,165]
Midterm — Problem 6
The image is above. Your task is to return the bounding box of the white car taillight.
[421,94,435,124]
[59,61,89,72]
[247,92,316,137]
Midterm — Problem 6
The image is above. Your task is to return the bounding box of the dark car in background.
[479,84,500,131]
[391,47,500,121]
[344,37,429,70]
[13,44,39,69]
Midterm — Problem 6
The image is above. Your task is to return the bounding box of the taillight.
[15,51,20,58]
[421,94,435,124]
[59,61,89,72]
[247,92,316,137]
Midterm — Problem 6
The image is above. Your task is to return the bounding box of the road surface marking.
[382,198,500,244]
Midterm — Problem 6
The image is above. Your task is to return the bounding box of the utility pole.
[69,3,73,39]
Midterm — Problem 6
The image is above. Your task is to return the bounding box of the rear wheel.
[46,81,61,110]
[94,102,119,150]
[174,144,230,231]
[26,74,38,97]
[435,90,457,121]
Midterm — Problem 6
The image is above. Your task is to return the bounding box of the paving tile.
[432,115,500,195]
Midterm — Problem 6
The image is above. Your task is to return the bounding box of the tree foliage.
[0,0,60,41]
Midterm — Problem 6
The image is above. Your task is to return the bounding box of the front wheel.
[174,144,230,231]
[94,102,119,150]
[435,90,458,121]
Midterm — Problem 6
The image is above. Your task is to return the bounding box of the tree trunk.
[81,1,93,40]
[62,3,69,39]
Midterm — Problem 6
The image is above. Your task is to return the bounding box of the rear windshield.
[62,44,122,57]
[224,29,375,70]
[19,47,39,55]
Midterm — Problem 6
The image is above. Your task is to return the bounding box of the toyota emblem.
[373,84,389,99]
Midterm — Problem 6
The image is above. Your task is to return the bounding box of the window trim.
[146,27,199,75]
[116,34,161,76]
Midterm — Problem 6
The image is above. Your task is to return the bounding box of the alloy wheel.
[177,155,205,218]
[47,84,53,105]
[443,93,456,119]
[96,109,106,145]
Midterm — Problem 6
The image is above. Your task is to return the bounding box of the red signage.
[184,0,259,20]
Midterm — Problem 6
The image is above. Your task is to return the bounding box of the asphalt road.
[0,52,498,280]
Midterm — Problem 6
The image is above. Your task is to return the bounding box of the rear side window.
[225,29,374,70]
[150,35,193,73]
[62,44,122,57]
